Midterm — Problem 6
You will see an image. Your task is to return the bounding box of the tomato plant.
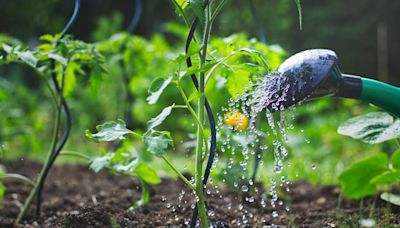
[84,0,293,225]
[86,119,161,208]
[0,32,106,223]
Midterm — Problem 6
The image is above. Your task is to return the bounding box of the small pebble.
[213,220,229,228]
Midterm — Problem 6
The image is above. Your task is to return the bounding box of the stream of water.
[216,72,299,226]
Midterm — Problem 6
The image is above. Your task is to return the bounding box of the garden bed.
[1,160,398,227]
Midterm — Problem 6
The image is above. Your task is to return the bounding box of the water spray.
[268,49,400,117]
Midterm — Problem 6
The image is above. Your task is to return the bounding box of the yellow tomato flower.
[224,111,249,130]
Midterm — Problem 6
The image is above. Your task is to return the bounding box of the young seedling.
[0,34,105,223]
[86,120,161,209]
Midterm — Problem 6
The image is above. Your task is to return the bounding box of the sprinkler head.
[267,49,361,111]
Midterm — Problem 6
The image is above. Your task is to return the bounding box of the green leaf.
[86,119,133,142]
[90,153,113,173]
[226,68,250,98]
[15,50,37,67]
[380,192,400,206]
[113,159,139,174]
[89,62,106,93]
[185,60,216,76]
[48,53,67,66]
[293,0,302,30]
[188,0,205,25]
[390,148,400,169]
[134,163,160,184]
[147,76,172,104]
[338,153,388,199]
[2,43,12,53]
[370,170,400,185]
[38,43,54,52]
[0,184,5,203]
[187,41,201,57]
[147,104,175,130]
[173,43,201,66]
[174,0,189,10]
[338,112,400,144]
[40,34,57,42]
[143,130,173,157]
[187,91,203,102]
[217,163,246,189]
[64,61,80,97]
[90,149,144,176]
[238,48,269,69]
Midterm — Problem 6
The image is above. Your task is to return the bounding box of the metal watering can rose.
[267,49,400,117]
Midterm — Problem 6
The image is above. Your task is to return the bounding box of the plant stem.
[0,173,35,186]
[172,0,191,28]
[42,77,58,104]
[132,131,144,140]
[16,68,65,224]
[194,4,212,227]
[15,181,39,223]
[174,104,188,109]
[195,94,208,228]
[177,85,209,155]
[210,0,227,23]
[132,179,150,208]
[59,151,91,161]
[249,139,262,189]
[162,156,195,190]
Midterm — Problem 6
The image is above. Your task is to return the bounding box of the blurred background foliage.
[1,0,399,84]
[0,0,399,185]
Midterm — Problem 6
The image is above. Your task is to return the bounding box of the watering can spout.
[273,49,400,117]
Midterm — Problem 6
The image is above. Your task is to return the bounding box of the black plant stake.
[248,0,267,44]
[186,0,217,227]
[15,0,80,223]
[124,0,143,130]
[127,0,143,34]
[36,0,81,217]
[34,0,80,218]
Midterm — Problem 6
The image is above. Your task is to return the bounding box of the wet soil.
[0,160,399,227]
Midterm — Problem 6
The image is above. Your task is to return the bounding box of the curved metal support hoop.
[248,0,267,44]
[124,0,144,131]
[60,0,81,38]
[127,0,143,33]
[35,0,80,217]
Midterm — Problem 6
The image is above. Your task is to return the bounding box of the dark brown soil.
[0,160,399,227]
